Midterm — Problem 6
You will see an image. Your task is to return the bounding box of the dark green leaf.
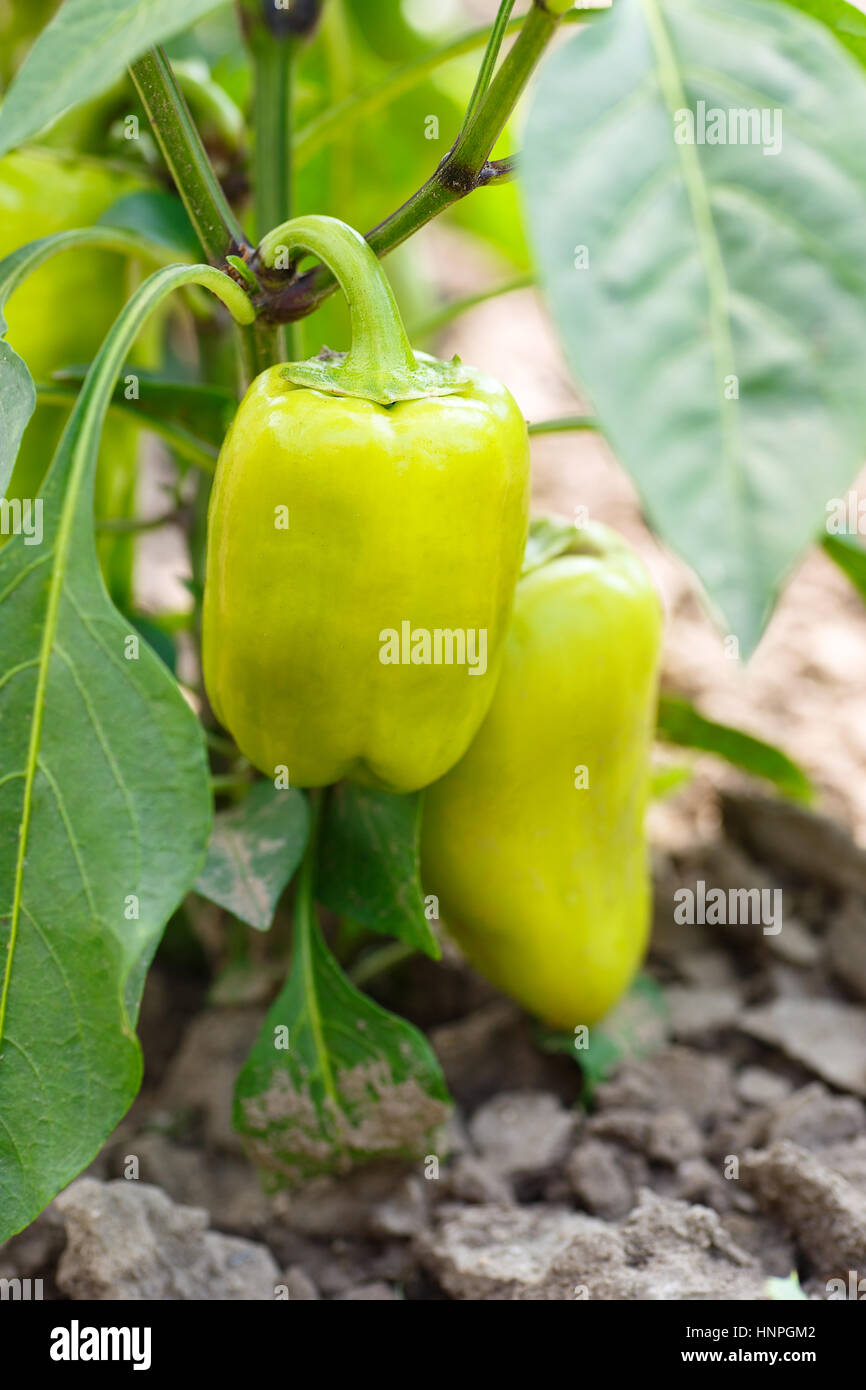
[0,0,227,157]
[234,916,450,1186]
[523,0,866,653]
[98,191,200,258]
[195,781,310,931]
[318,785,440,959]
[126,609,177,673]
[657,693,814,802]
[48,368,236,460]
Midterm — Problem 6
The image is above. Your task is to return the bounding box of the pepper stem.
[255,215,471,404]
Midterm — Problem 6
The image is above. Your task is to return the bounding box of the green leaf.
[0,228,175,496]
[657,693,814,802]
[234,911,450,1187]
[822,532,866,603]
[0,339,35,500]
[523,0,866,653]
[0,259,252,1241]
[44,369,237,466]
[318,785,440,959]
[195,781,310,931]
[537,974,669,1098]
[0,0,227,157]
[98,191,200,259]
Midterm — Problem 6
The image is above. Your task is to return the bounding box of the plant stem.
[454,2,554,174]
[258,216,416,381]
[131,46,284,382]
[210,772,254,792]
[528,415,600,435]
[96,508,184,534]
[261,0,568,326]
[458,0,518,138]
[292,8,587,168]
[410,271,534,341]
[252,39,294,243]
[251,38,293,361]
[348,940,417,988]
[129,48,246,267]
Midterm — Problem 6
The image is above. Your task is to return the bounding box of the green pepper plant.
[0,0,864,1236]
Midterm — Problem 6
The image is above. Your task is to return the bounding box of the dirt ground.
[3,233,865,1301]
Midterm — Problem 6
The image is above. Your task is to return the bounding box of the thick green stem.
[130,46,283,384]
[250,35,297,362]
[257,216,471,402]
[458,0,518,139]
[252,39,295,245]
[263,0,568,326]
[129,48,246,267]
[293,8,587,168]
[259,216,415,382]
[453,2,557,176]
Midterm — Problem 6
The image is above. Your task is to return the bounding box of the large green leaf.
[0,259,252,1240]
[234,901,450,1187]
[0,0,227,157]
[523,0,866,653]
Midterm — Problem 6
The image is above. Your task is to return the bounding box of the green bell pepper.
[203,215,530,791]
[422,517,663,1030]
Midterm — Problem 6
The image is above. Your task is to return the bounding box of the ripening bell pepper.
[203,216,529,792]
[0,149,154,604]
[421,517,663,1030]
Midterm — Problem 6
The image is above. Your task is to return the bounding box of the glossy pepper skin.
[203,215,529,793]
[421,519,663,1030]
[203,363,529,791]
[0,149,152,603]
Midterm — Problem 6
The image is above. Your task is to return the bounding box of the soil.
[4,241,866,1301]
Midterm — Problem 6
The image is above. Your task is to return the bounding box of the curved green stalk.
[257,214,471,402]
[130,48,246,267]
